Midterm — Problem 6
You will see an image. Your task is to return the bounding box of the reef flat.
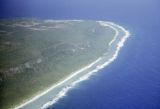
[0,19,121,109]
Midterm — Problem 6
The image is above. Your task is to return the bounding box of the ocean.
[1,0,160,109]
[50,25,160,109]
[48,1,160,109]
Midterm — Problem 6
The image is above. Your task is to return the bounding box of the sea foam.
[39,21,130,109]
[15,21,130,109]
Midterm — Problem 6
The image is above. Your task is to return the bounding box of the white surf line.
[14,58,102,109]
[15,21,130,109]
[40,22,130,109]
[98,21,119,46]
[95,21,130,69]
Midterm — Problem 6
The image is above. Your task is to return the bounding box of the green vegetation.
[0,19,115,109]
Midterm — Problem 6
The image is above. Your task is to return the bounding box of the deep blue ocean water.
[1,0,160,109]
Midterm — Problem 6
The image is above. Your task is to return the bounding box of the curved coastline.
[14,20,130,109]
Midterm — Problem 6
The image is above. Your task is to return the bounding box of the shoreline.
[14,57,102,109]
[14,21,130,109]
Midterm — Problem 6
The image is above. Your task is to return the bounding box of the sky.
[0,0,160,30]
[0,1,160,109]
[0,0,159,21]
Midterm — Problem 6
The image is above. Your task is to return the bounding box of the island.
[0,19,129,109]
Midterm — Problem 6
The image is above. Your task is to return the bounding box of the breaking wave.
[15,21,130,109]
[40,21,130,109]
